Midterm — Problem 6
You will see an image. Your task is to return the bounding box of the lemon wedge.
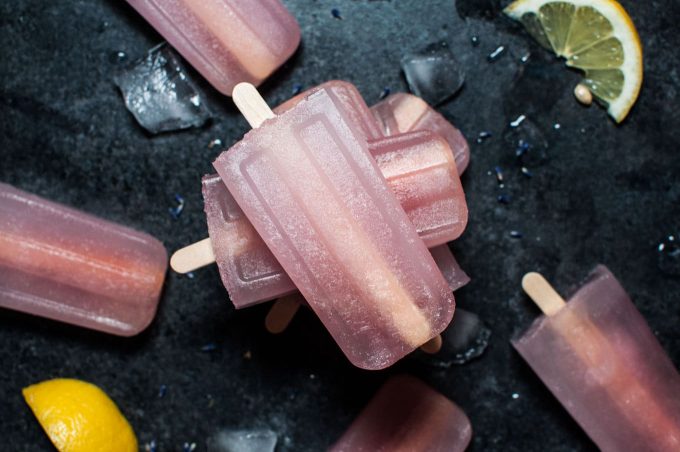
[504,0,643,122]
[22,378,138,452]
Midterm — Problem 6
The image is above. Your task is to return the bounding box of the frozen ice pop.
[202,130,467,308]
[214,84,455,369]
[124,0,300,95]
[330,375,472,452]
[0,183,167,336]
[372,93,470,174]
[514,268,680,451]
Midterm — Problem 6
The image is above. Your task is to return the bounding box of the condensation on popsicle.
[330,375,472,452]
[372,93,470,174]
[203,130,467,308]
[514,267,680,451]
[125,0,301,95]
[0,183,168,336]
[214,85,455,369]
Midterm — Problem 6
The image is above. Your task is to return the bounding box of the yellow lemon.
[22,378,137,452]
[505,0,643,122]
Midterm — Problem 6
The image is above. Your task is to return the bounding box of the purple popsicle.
[214,86,455,369]
[372,93,470,174]
[124,0,300,95]
[330,375,472,452]
[514,267,680,451]
[0,183,167,336]
[203,130,467,308]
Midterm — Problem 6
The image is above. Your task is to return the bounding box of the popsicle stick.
[233,82,276,128]
[521,272,566,316]
[419,334,443,354]
[265,296,302,334]
[170,238,215,274]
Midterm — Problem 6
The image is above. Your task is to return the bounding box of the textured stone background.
[1,0,679,450]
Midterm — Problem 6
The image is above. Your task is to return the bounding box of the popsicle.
[124,0,300,95]
[514,267,680,451]
[213,83,455,369]
[330,375,472,452]
[200,130,467,309]
[371,93,470,174]
[0,183,167,336]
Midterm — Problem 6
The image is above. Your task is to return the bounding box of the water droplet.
[658,234,680,276]
[471,35,480,46]
[487,45,506,62]
[110,51,128,65]
[503,117,549,167]
[331,8,342,19]
[477,131,492,143]
[512,393,520,400]
[379,87,391,99]
[510,114,526,128]
[208,138,223,149]
[510,230,523,239]
[169,193,185,219]
[291,83,303,95]
[521,166,533,178]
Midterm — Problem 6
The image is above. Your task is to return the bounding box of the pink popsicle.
[330,375,472,452]
[514,266,680,451]
[204,130,466,309]
[0,183,167,336]
[371,93,470,174]
[214,87,455,369]
[124,0,300,95]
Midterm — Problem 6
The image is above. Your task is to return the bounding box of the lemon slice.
[22,378,137,452]
[504,0,643,122]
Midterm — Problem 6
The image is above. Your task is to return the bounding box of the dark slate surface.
[1,0,679,450]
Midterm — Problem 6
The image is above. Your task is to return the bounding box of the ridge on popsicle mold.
[213,88,455,369]
[371,93,470,174]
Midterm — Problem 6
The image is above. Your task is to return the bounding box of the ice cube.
[419,309,491,367]
[114,43,212,134]
[207,429,277,452]
[401,42,465,106]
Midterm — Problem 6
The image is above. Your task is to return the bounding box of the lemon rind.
[504,0,642,122]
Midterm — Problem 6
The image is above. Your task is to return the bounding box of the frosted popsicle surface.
[204,131,466,309]
[372,93,470,174]
[213,89,455,369]
[0,183,167,336]
[274,80,384,141]
[330,375,472,452]
[125,0,300,95]
[513,266,680,452]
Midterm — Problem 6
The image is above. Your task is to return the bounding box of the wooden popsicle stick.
[170,238,215,273]
[521,272,566,316]
[232,82,275,128]
[170,83,275,274]
[265,296,302,334]
[419,334,443,354]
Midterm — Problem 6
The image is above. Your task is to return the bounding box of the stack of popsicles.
[171,80,471,369]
